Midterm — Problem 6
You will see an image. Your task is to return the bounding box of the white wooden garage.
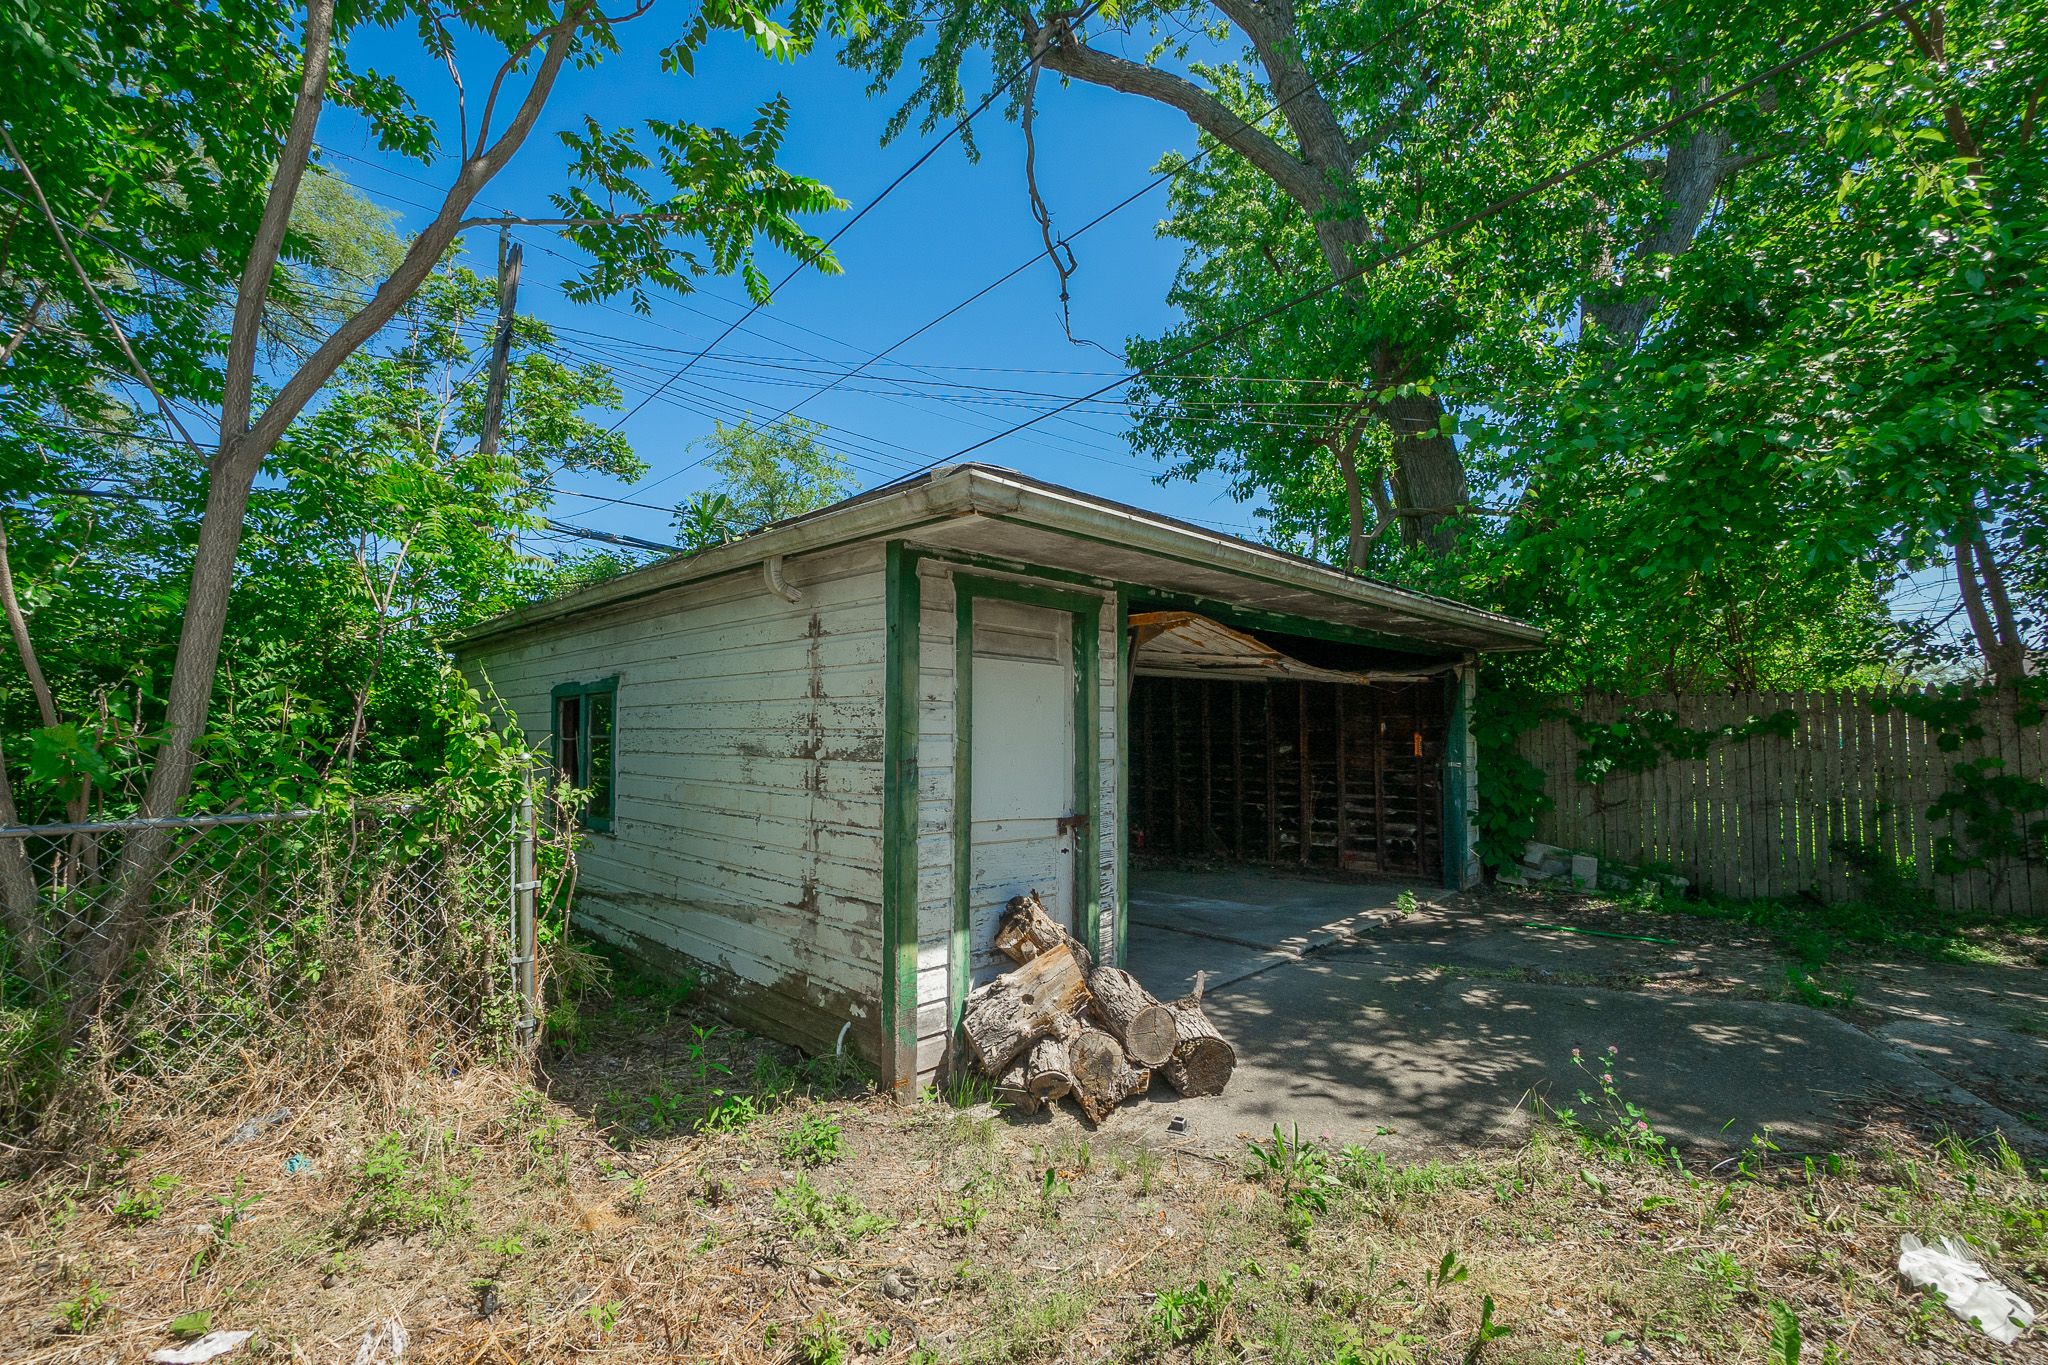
[454,465,1541,1095]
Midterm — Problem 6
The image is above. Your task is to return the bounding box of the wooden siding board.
[458,541,892,1066]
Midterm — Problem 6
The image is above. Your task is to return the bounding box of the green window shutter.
[551,676,619,832]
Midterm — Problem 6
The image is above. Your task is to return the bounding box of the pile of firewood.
[959,892,1235,1124]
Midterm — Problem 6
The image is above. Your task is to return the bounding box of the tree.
[868,0,2038,689]
[847,0,1818,563]
[2,0,864,1017]
[675,414,853,539]
[1477,0,2045,689]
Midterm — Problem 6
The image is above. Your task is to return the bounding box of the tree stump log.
[1023,1034,1075,1101]
[1086,966,1177,1067]
[994,1061,1040,1115]
[994,891,1091,968]
[960,942,1091,1075]
[1160,998,1235,1097]
[1068,1026,1151,1124]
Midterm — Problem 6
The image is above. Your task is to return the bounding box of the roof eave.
[453,464,1545,653]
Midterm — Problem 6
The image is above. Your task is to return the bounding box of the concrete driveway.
[1113,869,2047,1160]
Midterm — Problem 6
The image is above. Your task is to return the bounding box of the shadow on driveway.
[1116,870,2042,1161]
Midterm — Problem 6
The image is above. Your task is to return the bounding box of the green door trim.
[948,572,1104,1036]
[1442,661,1475,889]
[1115,588,1131,966]
[881,541,922,1096]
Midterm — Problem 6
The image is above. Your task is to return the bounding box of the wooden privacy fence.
[1518,691,2048,916]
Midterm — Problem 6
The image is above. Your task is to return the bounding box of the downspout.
[763,554,803,605]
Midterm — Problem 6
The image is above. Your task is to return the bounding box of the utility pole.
[479,226,523,460]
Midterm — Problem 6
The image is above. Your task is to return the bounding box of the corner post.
[880,542,922,1099]
[511,773,539,1051]
[1442,661,1480,890]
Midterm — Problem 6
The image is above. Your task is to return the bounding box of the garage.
[1126,611,1453,880]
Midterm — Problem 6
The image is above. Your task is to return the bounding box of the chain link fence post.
[510,775,540,1051]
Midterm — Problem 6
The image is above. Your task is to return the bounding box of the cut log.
[1160,998,1235,1098]
[994,891,1091,968]
[994,1061,1041,1115]
[1023,1034,1075,1101]
[960,942,1092,1075]
[1068,1027,1151,1125]
[1086,966,1177,1067]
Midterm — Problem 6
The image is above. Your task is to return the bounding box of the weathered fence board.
[1519,691,2047,916]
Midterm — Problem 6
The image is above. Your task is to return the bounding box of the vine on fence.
[1876,680,2048,875]
[1472,687,1556,875]
[1474,689,1799,879]
[1569,706,1798,786]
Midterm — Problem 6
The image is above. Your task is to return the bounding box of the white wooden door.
[968,601,1076,985]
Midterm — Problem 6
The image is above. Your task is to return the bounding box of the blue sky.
[318,16,1258,552]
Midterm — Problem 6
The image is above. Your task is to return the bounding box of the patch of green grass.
[773,1175,889,1249]
[780,1112,844,1167]
[51,1276,111,1334]
[342,1130,472,1242]
[111,1173,180,1224]
[1150,1276,1232,1346]
[700,1091,760,1134]
[791,1313,850,1365]
[1336,1145,1490,1200]
[1605,878,2035,972]
[1598,1246,1753,1351]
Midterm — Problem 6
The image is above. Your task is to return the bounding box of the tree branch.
[1897,5,1986,180]
[220,0,336,449]
[246,6,586,457]
[1036,24,1324,208]
[1350,70,1438,161]
[0,129,203,453]
[0,513,57,731]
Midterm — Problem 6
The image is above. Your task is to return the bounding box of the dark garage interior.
[1127,669,1449,879]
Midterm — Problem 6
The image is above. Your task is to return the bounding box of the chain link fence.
[0,800,551,1126]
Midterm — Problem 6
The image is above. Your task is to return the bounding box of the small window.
[550,677,618,831]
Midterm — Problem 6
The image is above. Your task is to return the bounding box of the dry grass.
[2,987,2043,1364]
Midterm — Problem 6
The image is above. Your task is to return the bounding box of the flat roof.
[456,464,1544,654]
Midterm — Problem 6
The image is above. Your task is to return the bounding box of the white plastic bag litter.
[148,1331,253,1364]
[1898,1234,2036,1345]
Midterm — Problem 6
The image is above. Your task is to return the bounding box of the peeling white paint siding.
[457,543,888,1055]
[1094,602,1122,963]
[907,562,1121,1086]
[912,563,958,1082]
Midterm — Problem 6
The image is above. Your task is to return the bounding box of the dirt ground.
[1,890,2044,1364]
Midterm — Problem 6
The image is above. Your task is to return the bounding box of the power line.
[620,12,1438,498]
[603,4,1104,436]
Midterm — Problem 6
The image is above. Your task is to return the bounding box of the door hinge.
[1056,812,1089,834]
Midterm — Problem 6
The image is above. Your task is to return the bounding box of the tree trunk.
[1954,518,2029,687]
[1068,1026,1150,1124]
[960,942,1092,1075]
[1381,388,1469,555]
[1086,966,1177,1066]
[995,1060,1041,1115]
[1023,1033,1075,1101]
[68,2,588,1030]
[0,736,47,994]
[994,891,1090,968]
[1160,998,1236,1098]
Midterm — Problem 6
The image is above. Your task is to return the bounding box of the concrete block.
[1569,853,1599,887]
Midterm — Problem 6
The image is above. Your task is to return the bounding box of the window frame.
[549,675,619,832]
